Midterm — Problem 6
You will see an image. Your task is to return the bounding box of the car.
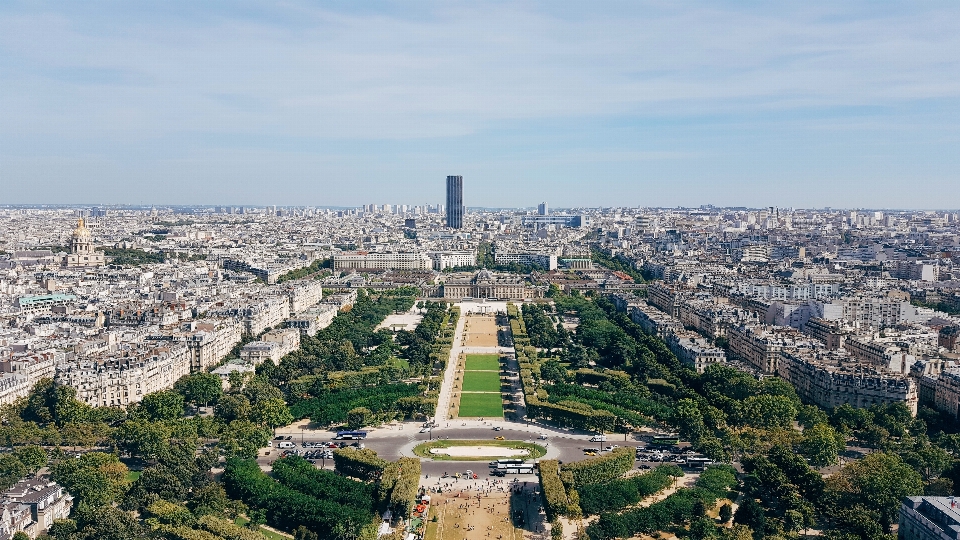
[420,427,431,433]
[584,451,597,456]
[603,446,614,451]
[327,443,338,448]
[495,436,505,440]
[274,435,284,441]
[491,470,506,477]
[493,426,503,431]
[638,464,651,469]
[537,434,548,440]
[284,436,293,441]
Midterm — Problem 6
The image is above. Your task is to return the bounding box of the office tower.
[538,202,549,216]
[446,175,464,229]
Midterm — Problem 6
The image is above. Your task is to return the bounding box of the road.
[264,419,670,479]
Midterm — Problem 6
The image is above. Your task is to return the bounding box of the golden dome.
[72,218,91,240]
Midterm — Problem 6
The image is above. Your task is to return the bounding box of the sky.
[1,1,959,209]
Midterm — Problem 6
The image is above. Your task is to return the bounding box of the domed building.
[64,218,105,268]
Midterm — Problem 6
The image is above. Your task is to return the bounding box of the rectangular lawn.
[464,354,500,371]
[462,370,502,392]
[458,392,504,417]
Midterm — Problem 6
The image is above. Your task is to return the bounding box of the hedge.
[333,448,388,482]
[525,393,616,432]
[585,465,738,540]
[538,459,569,520]
[560,447,634,488]
[196,515,264,540]
[388,457,421,516]
[578,465,681,515]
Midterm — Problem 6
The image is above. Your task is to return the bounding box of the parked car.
[493,426,503,431]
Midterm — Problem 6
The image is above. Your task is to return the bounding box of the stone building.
[63,218,105,268]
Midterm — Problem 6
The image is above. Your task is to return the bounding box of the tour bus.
[650,435,681,447]
[334,430,368,440]
[495,464,534,474]
[685,457,714,470]
[490,459,525,467]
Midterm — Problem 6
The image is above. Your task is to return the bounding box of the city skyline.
[1,2,959,209]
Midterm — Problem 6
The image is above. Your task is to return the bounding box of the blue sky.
[1,1,959,209]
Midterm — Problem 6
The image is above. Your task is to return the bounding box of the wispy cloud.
[1,1,959,206]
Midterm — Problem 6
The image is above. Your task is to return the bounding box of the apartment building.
[844,336,916,374]
[429,250,476,270]
[239,328,300,366]
[56,344,192,407]
[284,304,338,336]
[629,302,682,340]
[647,283,683,317]
[777,348,918,415]
[0,478,72,538]
[802,317,848,350]
[332,251,433,271]
[899,496,960,540]
[282,279,324,313]
[727,324,806,374]
[666,330,727,374]
[493,252,558,271]
[933,371,960,420]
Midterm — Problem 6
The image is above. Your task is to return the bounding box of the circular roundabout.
[412,439,547,461]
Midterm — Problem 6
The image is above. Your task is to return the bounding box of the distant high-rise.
[538,202,549,216]
[446,176,464,229]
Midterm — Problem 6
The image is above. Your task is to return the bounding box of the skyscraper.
[446,175,464,229]
[538,202,549,216]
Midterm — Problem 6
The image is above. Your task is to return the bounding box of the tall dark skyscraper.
[446,175,464,229]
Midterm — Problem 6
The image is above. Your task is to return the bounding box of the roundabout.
[413,439,547,461]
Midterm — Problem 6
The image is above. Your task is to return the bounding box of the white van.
[589,435,607,442]
[277,441,296,449]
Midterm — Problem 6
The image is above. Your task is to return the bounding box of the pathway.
[435,304,468,421]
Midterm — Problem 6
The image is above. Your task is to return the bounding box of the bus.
[490,459,525,467]
[685,457,714,470]
[334,431,368,440]
[650,435,680,447]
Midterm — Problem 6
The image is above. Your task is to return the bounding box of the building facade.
[446,175,464,229]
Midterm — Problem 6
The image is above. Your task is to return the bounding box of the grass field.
[462,370,502,392]
[458,392,505,417]
[464,353,500,371]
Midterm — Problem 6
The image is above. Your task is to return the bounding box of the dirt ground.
[463,315,500,347]
[423,478,547,540]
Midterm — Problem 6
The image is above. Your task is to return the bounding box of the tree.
[227,370,248,390]
[825,451,923,532]
[174,372,223,408]
[12,445,47,474]
[112,420,172,460]
[799,423,845,467]
[21,379,90,426]
[346,407,372,430]
[12,532,29,540]
[0,454,27,491]
[719,502,733,523]
[215,394,252,423]
[673,398,706,441]
[738,395,797,430]
[219,420,271,459]
[250,397,293,432]
[52,452,130,507]
[134,390,184,421]
[733,498,766,538]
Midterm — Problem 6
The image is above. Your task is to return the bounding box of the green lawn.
[464,354,500,371]
[462,370,502,392]
[458,392,504,417]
